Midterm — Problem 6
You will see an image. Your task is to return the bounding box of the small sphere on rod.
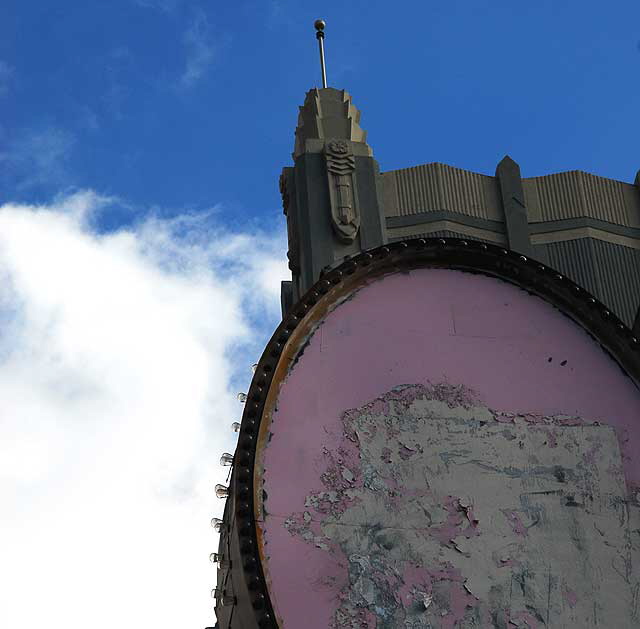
[314,19,328,89]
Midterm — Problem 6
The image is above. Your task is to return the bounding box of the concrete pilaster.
[496,155,534,257]
[280,88,387,312]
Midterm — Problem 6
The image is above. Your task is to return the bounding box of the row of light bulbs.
[209,372,256,610]
[213,378,253,500]
[211,444,235,512]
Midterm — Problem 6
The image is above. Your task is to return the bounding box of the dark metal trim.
[386,210,504,233]
[386,210,640,244]
[219,237,640,628]
[529,217,640,240]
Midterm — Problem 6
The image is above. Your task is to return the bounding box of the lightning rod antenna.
[314,19,327,88]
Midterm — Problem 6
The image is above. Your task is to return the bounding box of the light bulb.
[211,517,224,532]
[210,552,219,563]
[231,421,241,432]
[237,392,247,403]
[251,363,258,373]
[220,452,234,466]
[215,484,229,499]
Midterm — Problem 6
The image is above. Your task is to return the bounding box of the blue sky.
[3,1,640,223]
[1,2,640,628]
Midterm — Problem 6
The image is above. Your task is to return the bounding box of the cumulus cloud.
[0,191,287,628]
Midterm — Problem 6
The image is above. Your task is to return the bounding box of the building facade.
[281,88,640,329]
[212,88,640,629]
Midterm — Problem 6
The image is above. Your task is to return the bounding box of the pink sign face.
[255,268,640,628]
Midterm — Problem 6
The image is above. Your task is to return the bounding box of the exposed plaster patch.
[269,382,639,627]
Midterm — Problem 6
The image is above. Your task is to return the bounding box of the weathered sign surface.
[255,268,640,628]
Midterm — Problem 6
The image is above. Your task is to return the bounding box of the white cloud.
[180,10,217,89]
[0,191,288,628]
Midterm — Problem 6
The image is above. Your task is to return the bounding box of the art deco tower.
[211,22,640,629]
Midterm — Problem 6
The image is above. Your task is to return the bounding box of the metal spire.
[314,19,327,88]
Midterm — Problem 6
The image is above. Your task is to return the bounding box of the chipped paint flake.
[275,382,640,628]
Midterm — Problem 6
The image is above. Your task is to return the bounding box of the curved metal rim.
[225,237,640,627]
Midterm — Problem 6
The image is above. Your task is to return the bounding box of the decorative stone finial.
[293,88,369,159]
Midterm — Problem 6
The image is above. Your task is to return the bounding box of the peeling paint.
[256,268,640,628]
[268,382,640,627]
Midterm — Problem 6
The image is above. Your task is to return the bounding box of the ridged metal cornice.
[386,210,640,247]
[529,170,634,225]
[382,164,640,227]
[384,163,501,220]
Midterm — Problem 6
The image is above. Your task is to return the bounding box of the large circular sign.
[225,240,640,629]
